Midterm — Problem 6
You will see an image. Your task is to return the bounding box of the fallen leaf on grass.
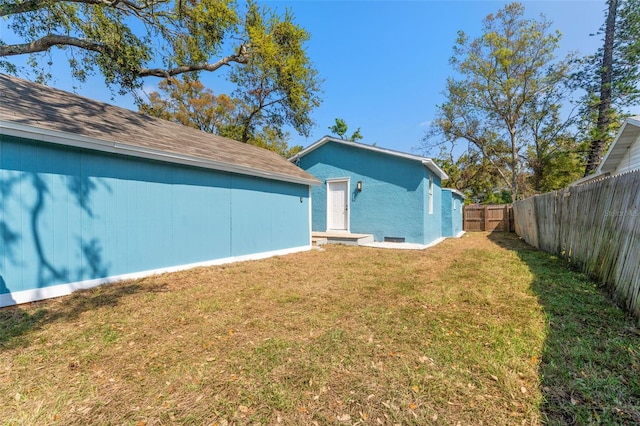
[418,355,435,365]
[382,401,399,411]
[336,414,351,422]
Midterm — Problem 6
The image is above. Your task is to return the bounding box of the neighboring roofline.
[569,172,611,186]
[1,121,321,186]
[442,188,466,199]
[569,115,640,186]
[290,135,449,180]
[596,115,640,175]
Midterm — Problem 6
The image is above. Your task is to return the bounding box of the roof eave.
[1,121,321,187]
[442,188,466,199]
[569,172,610,186]
[596,116,640,175]
[421,159,448,180]
[291,136,449,179]
[289,135,335,161]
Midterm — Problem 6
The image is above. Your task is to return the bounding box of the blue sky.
[2,1,615,155]
[265,0,609,154]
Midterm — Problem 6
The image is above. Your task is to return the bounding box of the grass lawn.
[1,232,639,425]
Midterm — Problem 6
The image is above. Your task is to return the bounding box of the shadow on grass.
[0,280,167,351]
[488,232,640,425]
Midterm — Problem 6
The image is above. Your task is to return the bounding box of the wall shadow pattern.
[0,280,169,351]
[489,233,640,424]
[1,153,112,292]
[0,165,114,349]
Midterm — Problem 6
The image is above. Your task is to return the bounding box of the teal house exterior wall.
[0,135,312,307]
[294,138,445,245]
[441,189,465,238]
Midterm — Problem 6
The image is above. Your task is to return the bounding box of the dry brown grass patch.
[4,233,630,425]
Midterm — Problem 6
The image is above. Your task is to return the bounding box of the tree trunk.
[511,129,519,200]
[584,0,618,176]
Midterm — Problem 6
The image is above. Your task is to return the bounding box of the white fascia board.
[421,159,448,180]
[596,116,640,175]
[289,135,334,161]
[291,135,449,179]
[1,121,319,186]
[442,188,466,199]
[628,116,640,127]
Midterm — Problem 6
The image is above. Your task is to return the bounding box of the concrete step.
[312,232,374,246]
[312,237,328,246]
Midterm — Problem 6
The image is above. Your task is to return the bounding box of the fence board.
[512,170,640,319]
[463,205,513,232]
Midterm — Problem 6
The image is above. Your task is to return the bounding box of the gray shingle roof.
[0,74,319,185]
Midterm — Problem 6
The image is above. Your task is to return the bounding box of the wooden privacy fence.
[463,204,514,232]
[512,169,640,319]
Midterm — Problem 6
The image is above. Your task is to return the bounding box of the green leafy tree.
[520,80,584,193]
[140,75,303,157]
[574,0,640,175]
[247,126,303,158]
[328,118,363,141]
[434,148,512,204]
[139,76,236,135]
[0,0,323,122]
[425,2,573,200]
[227,3,321,142]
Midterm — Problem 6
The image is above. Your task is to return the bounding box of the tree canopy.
[573,0,640,175]
[424,2,576,201]
[0,0,322,116]
[2,0,240,91]
[1,0,322,150]
[328,118,363,142]
[139,75,303,157]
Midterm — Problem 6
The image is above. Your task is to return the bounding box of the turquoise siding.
[298,142,442,244]
[424,173,443,244]
[0,136,310,303]
[441,189,464,237]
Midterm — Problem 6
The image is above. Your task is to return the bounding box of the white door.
[327,180,349,231]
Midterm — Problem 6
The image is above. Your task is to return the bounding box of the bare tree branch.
[0,34,106,56]
[0,35,249,82]
[137,45,249,78]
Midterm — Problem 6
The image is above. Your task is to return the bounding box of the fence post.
[484,205,489,232]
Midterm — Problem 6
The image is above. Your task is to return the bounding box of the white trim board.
[290,136,448,180]
[0,245,312,308]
